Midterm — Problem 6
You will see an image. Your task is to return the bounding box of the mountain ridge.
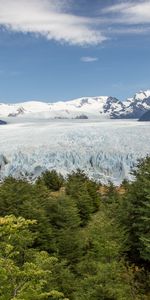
[0,90,150,119]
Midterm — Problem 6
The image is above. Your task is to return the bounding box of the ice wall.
[0,119,150,184]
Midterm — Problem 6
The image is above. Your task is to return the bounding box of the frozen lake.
[0,118,150,184]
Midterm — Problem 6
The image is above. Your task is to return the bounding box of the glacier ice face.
[0,119,150,184]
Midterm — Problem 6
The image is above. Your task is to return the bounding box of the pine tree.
[120,157,150,264]
[38,170,64,191]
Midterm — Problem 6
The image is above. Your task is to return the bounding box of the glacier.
[0,118,150,184]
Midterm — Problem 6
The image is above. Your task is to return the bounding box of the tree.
[74,208,136,300]
[45,195,83,263]
[66,170,100,225]
[0,178,53,251]
[120,157,150,264]
[38,170,64,191]
[0,215,68,300]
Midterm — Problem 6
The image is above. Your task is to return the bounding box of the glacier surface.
[0,118,150,184]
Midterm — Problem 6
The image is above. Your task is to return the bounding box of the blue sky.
[0,0,150,103]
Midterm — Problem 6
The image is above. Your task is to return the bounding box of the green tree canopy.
[0,215,68,300]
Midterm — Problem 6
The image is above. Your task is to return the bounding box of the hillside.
[139,110,150,121]
[0,120,7,125]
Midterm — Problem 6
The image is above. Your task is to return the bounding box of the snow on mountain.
[134,90,150,101]
[0,96,123,119]
[0,90,150,119]
[0,97,112,119]
[0,101,51,117]
[117,90,150,119]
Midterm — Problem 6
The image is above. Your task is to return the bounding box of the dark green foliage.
[120,157,150,265]
[0,177,53,251]
[71,184,94,226]
[0,160,150,299]
[43,195,83,263]
[105,182,119,203]
[86,180,100,211]
[45,195,81,230]
[38,170,64,191]
[66,169,89,197]
[74,208,135,300]
[66,169,100,225]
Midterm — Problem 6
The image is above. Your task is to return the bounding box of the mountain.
[0,97,121,119]
[116,90,150,119]
[139,110,150,121]
[0,120,7,125]
[0,90,150,119]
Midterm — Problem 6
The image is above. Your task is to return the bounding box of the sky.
[0,0,150,103]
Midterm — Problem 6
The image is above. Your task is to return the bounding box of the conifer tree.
[120,157,150,264]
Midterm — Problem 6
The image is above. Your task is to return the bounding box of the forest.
[0,157,150,299]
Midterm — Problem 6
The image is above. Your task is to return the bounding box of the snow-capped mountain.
[116,90,150,119]
[0,97,120,119]
[0,90,150,119]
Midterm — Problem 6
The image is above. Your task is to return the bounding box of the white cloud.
[0,0,106,46]
[81,56,99,63]
[102,3,133,14]
[103,1,150,24]
[107,26,150,35]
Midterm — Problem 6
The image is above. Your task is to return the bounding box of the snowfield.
[0,118,150,184]
[0,89,150,119]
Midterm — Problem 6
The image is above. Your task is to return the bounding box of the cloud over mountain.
[103,1,150,24]
[0,0,106,46]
